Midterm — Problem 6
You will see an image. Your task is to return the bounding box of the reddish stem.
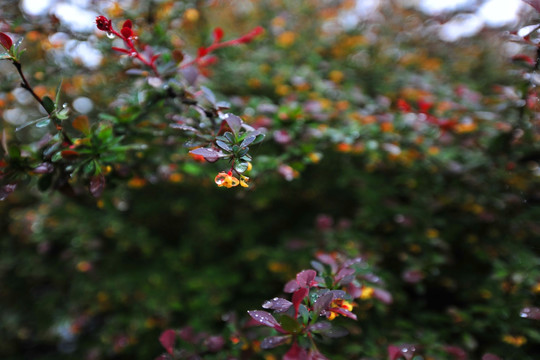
[110,28,160,77]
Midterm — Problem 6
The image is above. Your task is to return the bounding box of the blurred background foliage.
[1,0,540,359]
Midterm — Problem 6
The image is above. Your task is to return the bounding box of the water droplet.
[520,307,540,320]
[106,32,115,39]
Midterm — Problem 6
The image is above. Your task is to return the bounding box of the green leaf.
[279,315,301,334]
[216,140,232,151]
[8,145,20,159]
[38,173,53,192]
[42,96,56,113]
[55,79,63,106]
[234,161,249,173]
[224,131,235,143]
[56,107,70,120]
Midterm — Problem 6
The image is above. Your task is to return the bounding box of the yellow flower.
[276,31,296,47]
[184,8,199,22]
[240,176,250,188]
[502,335,527,347]
[360,286,374,300]
[327,299,356,320]
[215,171,240,188]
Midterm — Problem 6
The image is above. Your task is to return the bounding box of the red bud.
[213,27,224,43]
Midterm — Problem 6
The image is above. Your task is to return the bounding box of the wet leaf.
[260,335,290,349]
[90,174,105,198]
[284,279,299,293]
[262,297,292,312]
[296,269,317,288]
[0,183,17,201]
[223,113,242,135]
[216,140,231,151]
[189,147,225,162]
[313,292,334,315]
[247,310,282,329]
[234,161,248,173]
[520,306,540,320]
[309,321,332,332]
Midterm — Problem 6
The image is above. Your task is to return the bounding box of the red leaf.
[523,0,540,13]
[121,27,133,39]
[122,19,133,29]
[512,54,535,66]
[61,150,79,160]
[159,329,176,355]
[388,345,402,360]
[284,341,308,360]
[296,269,317,288]
[213,27,224,43]
[0,32,13,50]
[292,288,308,317]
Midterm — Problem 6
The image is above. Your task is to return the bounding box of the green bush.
[1,1,539,359]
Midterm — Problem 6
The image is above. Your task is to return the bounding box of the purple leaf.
[335,268,355,283]
[169,123,199,133]
[332,307,357,320]
[0,183,17,201]
[374,288,393,305]
[204,335,225,352]
[262,297,293,312]
[159,329,176,355]
[89,174,106,198]
[223,113,242,135]
[33,162,54,174]
[523,0,540,13]
[329,290,347,298]
[260,335,291,349]
[313,292,334,315]
[443,345,467,360]
[482,354,501,360]
[343,257,364,268]
[520,306,540,320]
[247,310,282,330]
[308,349,330,360]
[308,321,332,332]
[323,326,348,338]
[201,86,216,105]
[189,147,225,162]
[296,269,317,288]
[284,279,299,293]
